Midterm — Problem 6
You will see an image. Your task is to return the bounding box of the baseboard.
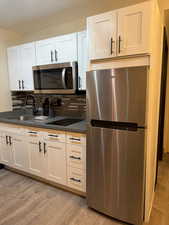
[144,191,155,223]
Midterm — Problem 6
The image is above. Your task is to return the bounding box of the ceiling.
[0,0,87,31]
[0,0,147,34]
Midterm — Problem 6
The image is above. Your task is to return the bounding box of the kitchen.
[0,0,168,225]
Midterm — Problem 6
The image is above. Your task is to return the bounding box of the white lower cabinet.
[27,130,45,177]
[0,128,29,172]
[0,125,86,193]
[46,141,67,185]
[0,132,12,165]
[12,133,28,171]
[66,133,86,192]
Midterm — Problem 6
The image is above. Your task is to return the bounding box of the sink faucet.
[24,94,39,116]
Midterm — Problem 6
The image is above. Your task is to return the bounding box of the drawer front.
[44,132,66,143]
[67,167,86,192]
[67,144,84,170]
[67,133,86,145]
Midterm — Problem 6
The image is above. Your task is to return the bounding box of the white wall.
[145,0,164,221]
[0,28,23,112]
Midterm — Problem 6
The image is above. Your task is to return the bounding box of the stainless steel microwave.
[33,62,77,94]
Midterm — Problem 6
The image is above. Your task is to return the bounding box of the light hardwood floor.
[0,155,169,225]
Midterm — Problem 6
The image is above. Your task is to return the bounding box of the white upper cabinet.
[78,31,88,90]
[87,11,117,60]
[20,42,36,90]
[54,33,77,63]
[36,38,55,65]
[7,43,36,91]
[7,47,21,91]
[87,1,151,60]
[117,2,150,56]
[36,33,77,65]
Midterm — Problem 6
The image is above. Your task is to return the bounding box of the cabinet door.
[20,43,36,91]
[46,141,67,185]
[117,2,151,56]
[87,11,117,60]
[54,33,77,63]
[78,31,88,90]
[27,135,44,177]
[36,38,55,66]
[12,134,28,172]
[7,46,21,91]
[0,133,11,165]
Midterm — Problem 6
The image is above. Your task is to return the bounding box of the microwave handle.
[62,68,67,89]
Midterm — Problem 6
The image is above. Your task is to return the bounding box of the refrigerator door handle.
[90,120,140,131]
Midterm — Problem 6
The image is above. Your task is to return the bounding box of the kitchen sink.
[47,118,83,126]
[6,115,35,121]
[6,115,49,121]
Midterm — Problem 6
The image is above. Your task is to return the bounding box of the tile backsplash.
[11,92,86,118]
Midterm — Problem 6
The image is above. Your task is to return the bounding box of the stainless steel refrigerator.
[86,66,148,225]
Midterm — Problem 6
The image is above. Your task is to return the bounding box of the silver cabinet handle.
[39,142,42,153]
[51,51,54,62]
[78,76,81,89]
[48,134,59,138]
[70,156,81,160]
[18,80,21,90]
[54,50,58,62]
[28,131,37,134]
[22,80,24,90]
[70,177,81,183]
[70,138,80,142]
[44,142,47,154]
[118,36,122,54]
[6,136,9,145]
[110,37,115,55]
[9,136,12,146]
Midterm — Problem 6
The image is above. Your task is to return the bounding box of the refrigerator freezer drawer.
[87,126,145,225]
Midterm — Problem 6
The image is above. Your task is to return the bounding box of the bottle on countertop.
[42,98,50,116]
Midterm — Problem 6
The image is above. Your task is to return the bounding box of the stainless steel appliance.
[33,62,77,94]
[86,66,148,225]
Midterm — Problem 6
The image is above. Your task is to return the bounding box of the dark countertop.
[0,110,87,134]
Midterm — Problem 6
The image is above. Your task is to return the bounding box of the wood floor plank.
[0,154,168,225]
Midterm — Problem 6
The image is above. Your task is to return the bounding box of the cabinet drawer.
[66,132,86,145]
[67,167,86,192]
[44,131,66,143]
[67,144,84,170]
